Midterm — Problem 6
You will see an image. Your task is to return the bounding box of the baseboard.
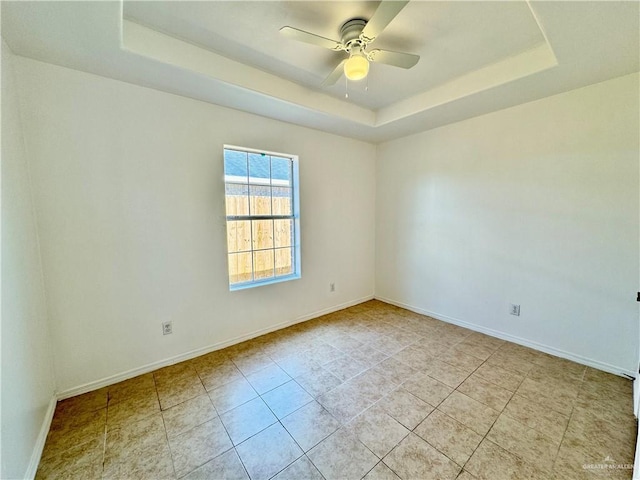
[24,395,57,479]
[56,295,374,400]
[375,295,635,378]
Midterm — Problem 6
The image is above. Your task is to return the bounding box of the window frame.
[223,144,301,291]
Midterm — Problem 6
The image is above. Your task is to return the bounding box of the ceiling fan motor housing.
[340,19,367,52]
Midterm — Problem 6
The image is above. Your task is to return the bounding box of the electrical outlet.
[509,304,521,316]
[162,321,173,335]
[329,282,335,292]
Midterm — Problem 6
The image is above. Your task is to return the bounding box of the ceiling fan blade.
[280,26,343,51]
[368,49,419,69]
[360,0,409,43]
[322,59,347,86]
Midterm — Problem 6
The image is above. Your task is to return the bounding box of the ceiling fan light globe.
[344,54,369,81]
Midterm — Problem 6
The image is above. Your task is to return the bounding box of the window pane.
[272,187,292,215]
[274,219,293,247]
[249,185,271,216]
[271,156,292,187]
[249,153,270,185]
[227,220,251,253]
[253,250,275,280]
[275,248,293,276]
[252,220,274,250]
[228,252,252,284]
[224,150,248,182]
[225,184,249,216]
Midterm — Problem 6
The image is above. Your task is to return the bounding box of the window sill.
[229,273,301,291]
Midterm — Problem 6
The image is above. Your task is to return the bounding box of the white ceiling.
[2,1,639,143]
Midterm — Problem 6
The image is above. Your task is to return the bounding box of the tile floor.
[37,300,637,479]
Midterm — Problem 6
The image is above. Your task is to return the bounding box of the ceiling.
[2,1,639,143]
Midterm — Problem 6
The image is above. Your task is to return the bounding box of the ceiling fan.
[280,0,419,86]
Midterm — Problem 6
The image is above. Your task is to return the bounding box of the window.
[224,145,301,290]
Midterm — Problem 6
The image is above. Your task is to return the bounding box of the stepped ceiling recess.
[2,1,639,142]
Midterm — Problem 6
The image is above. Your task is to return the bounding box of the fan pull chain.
[345,76,349,99]
[366,75,369,92]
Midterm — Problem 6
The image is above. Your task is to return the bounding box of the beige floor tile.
[322,332,364,352]
[55,387,109,417]
[168,417,233,478]
[103,443,175,479]
[485,349,535,375]
[465,439,545,480]
[37,437,105,480]
[438,349,484,373]
[554,434,635,479]
[438,391,500,436]
[349,345,389,367]
[295,364,343,398]
[472,363,523,392]
[456,471,478,480]
[349,369,398,401]
[457,374,513,411]
[306,342,343,365]
[162,394,216,438]
[368,335,408,356]
[448,342,498,361]
[272,455,323,480]
[280,401,340,451]
[402,371,453,407]
[156,372,207,411]
[578,380,634,413]
[502,394,569,443]
[245,363,291,394]
[486,414,560,472]
[425,359,471,388]
[107,390,160,429]
[347,406,410,458]
[532,354,586,380]
[526,364,582,394]
[363,462,401,480]
[154,362,195,383]
[208,377,258,414]
[105,413,167,463]
[236,423,303,480]
[372,357,417,384]
[308,428,379,480]
[392,344,435,370]
[414,409,482,466]
[182,449,248,480]
[275,354,321,378]
[43,408,106,459]
[324,354,369,382]
[219,397,277,445]
[516,377,577,416]
[39,301,638,480]
[107,373,156,405]
[317,381,376,424]
[583,368,633,395]
[563,409,637,460]
[383,433,461,480]
[231,351,275,375]
[262,380,313,419]
[375,387,434,430]
[197,361,244,392]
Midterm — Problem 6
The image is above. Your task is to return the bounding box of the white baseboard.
[25,395,57,479]
[56,295,374,400]
[375,295,635,379]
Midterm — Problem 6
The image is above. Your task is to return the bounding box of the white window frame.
[223,145,301,291]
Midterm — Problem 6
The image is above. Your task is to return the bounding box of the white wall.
[14,57,376,394]
[1,41,56,478]
[376,73,640,374]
